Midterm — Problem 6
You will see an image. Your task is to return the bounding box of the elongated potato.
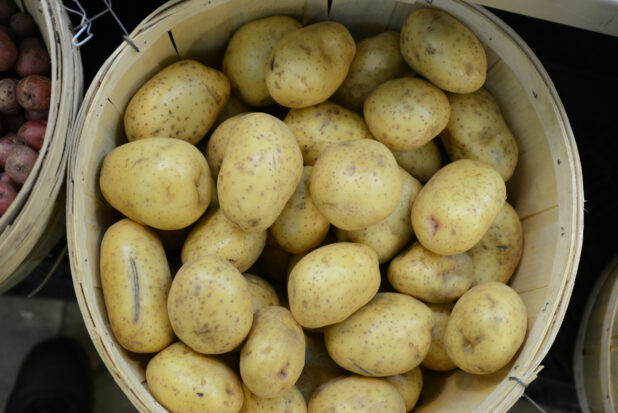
[146,342,243,413]
[240,384,306,413]
[240,306,305,398]
[422,303,457,371]
[100,219,174,353]
[385,368,423,412]
[244,273,280,313]
[391,139,442,183]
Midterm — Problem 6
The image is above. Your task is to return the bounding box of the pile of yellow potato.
[98,7,526,412]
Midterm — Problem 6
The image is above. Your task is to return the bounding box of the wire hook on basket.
[508,376,548,413]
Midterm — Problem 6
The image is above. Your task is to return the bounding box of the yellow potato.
[310,139,402,231]
[181,208,267,272]
[385,368,423,412]
[240,306,305,398]
[364,77,450,151]
[411,159,506,255]
[284,101,373,165]
[99,137,212,230]
[441,88,519,181]
[99,219,174,353]
[387,241,473,303]
[206,113,247,178]
[288,242,380,328]
[270,166,330,254]
[124,59,230,144]
[469,202,523,285]
[324,292,434,376]
[336,168,422,263]
[400,8,487,93]
[422,303,457,372]
[218,113,303,232]
[296,333,346,402]
[444,282,527,375]
[266,22,355,108]
[391,139,442,183]
[307,376,406,413]
[333,31,410,113]
[223,16,302,107]
[244,273,280,313]
[146,342,243,413]
[167,254,253,354]
[240,384,306,413]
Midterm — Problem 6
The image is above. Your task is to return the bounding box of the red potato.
[0,30,17,71]
[9,12,35,37]
[18,119,46,150]
[0,179,16,215]
[16,75,51,111]
[24,109,47,121]
[0,24,15,40]
[15,46,51,77]
[0,0,18,25]
[0,78,20,114]
[0,170,20,189]
[5,144,37,184]
[0,113,2,135]
[0,133,24,168]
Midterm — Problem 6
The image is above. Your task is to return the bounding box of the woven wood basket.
[67,0,584,411]
[0,0,83,292]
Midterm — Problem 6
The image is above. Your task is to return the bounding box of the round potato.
[444,282,527,375]
[240,383,306,413]
[441,88,519,181]
[469,202,523,285]
[310,139,402,231]
[181,208,267,272]
[336,168,422,263]
[308,376,405,413]
[206,113,247,178]
[324,292,434,376]
[218,113,303,232]
[385,368,423,412]
[146,342,243,413]
[411,159,506,255]
[284,101,373,165]
[333,31,409,113]
[387,241,473,303]
[270,166,330,254]
[124,59,230,144]
[99,219,174,353]
[296,333,346,402]
[266,21,355,108]
[167,254,253,354]
[391,139,442,183]
[99,137,212,230]
[223,16,302,107]
[240,306,305,398]
[244,273,280,313]
[288,242,380,329]
[400,8,487,93]
[364,77,450,151]
[422,303,457,371]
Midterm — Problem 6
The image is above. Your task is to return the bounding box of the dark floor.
[3,2,618,412]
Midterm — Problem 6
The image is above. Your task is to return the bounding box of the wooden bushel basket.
[67,0,584,411]
[0,0,83,292]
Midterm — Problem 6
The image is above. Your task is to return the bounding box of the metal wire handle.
[509,376,548,413]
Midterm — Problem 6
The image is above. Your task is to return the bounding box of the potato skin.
[167,254,253,354]
[333,31,409,113]
[0,30,17,71]
[16,75,51,111]
[99,219,174,353]
[288,242,380,329]
[240,384,306,413]
[181,208,267,272]
[324,292,434,376]
[206,113,247,178]
[124,59,230,144]
[244,273,280,313]
[385,368,423,412]
[411,159,506,255]
[444,282,527,374]
[240,306,305,398]
[468,202,523,285]
[441,88,519,181]
[217,113,303,232]
[284,101,373,165]
[364,77,450,150]
[266,22,355,108]
[308,376,406,413]
[422,303,457,371]
[0,78,20,115]
[310,139,402,231]
[223,16,302,107]
[99,137,212,230]
[387,241,473,303]
[146,342,244,413]
[391,139,442,183]
[296,333,346,402]
[400,8,487,93]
